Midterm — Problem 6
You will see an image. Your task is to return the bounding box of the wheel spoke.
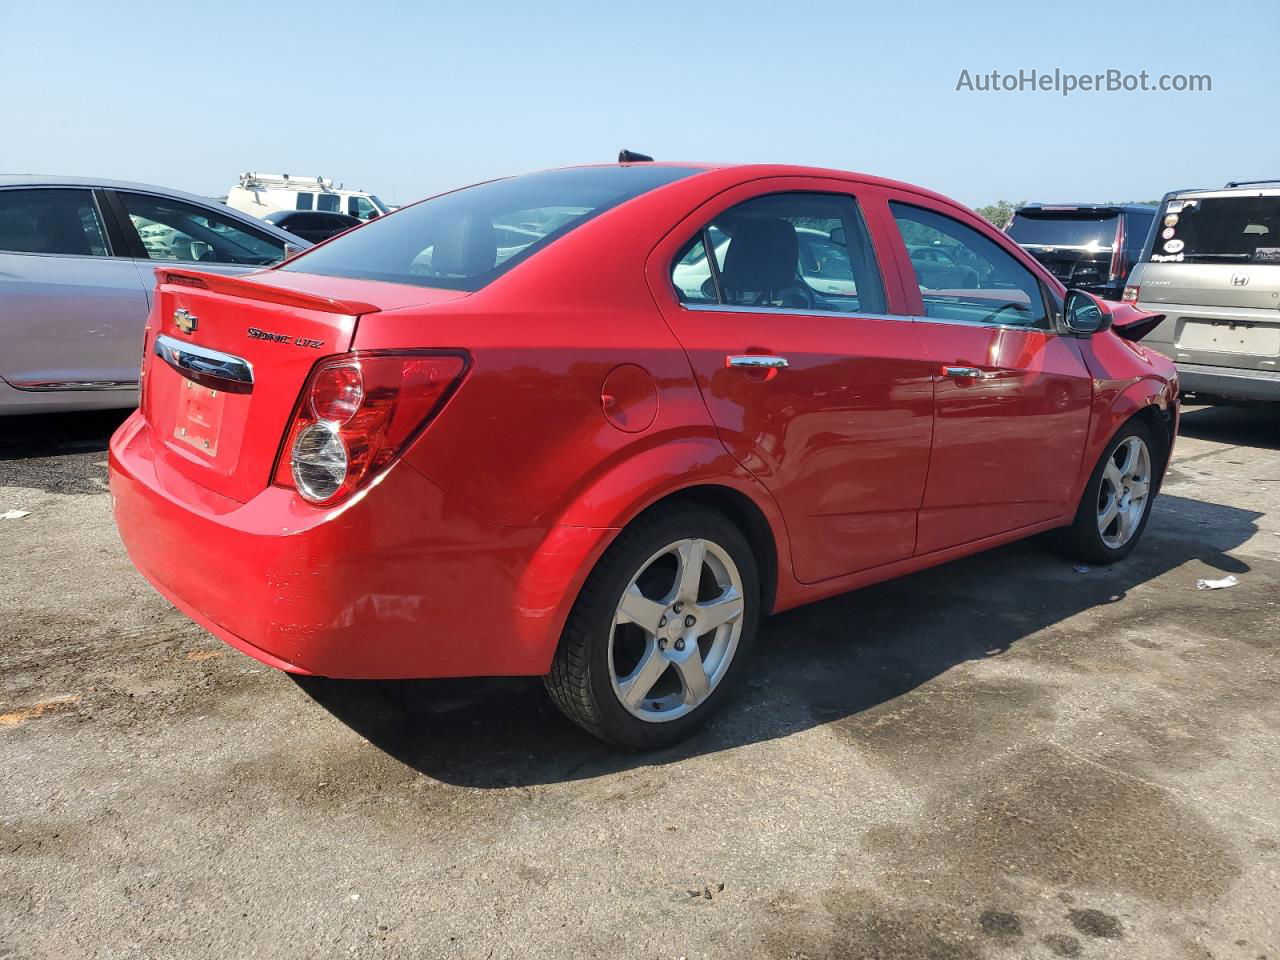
[1129,477,1150,500]
[617,586,666,634]
[1102,458,1124,491]
[675,650,710,705]
[697,590,744,632]
[617,643,670,708]
[1117,504,1136,542]
[673,539,706,602]
[1098,495,1119,533]
[1116,438,1139,479]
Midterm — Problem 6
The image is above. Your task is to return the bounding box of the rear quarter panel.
[352,175,750,531]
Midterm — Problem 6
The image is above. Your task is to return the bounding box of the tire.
[1046,417,1162,565]
[544,502,760,749]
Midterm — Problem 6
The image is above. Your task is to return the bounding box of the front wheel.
[544,504,760,749]
[1047,418,1161,564]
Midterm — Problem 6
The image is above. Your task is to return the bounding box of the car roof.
[1016,202,1157,214]
[265,209,359,220]
[2,173,228,204]
[1163,183,1280,201]
[0,174,310,245]
[511,161,983,214]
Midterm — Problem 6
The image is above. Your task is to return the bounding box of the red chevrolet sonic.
[110,162,1177,748]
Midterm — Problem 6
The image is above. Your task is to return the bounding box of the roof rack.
[1223,178,1280,188]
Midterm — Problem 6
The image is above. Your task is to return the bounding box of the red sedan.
[109,162,1177,748]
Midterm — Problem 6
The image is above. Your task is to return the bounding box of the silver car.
[0,176,309,415]
[1125,179,1280,403]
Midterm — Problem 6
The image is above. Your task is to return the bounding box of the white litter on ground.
[0,510,32,520]
[1196,575,1240,590]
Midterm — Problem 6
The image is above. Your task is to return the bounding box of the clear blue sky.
[3,0,1276,209]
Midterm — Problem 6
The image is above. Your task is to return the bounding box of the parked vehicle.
[109,162,1177,748]
[264,209,361,244]
[1007,203,1156,300]
[1125,180,1280,403]
[227,173,388,222]
[0,176,308,414]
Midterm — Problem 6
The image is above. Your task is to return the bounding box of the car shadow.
[1178,403,1280,451]
[0,409,131,459]
[294,492,1259,788]
[0,409,131,496]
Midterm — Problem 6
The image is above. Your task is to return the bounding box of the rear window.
[281,165,699,291]
[1147,195,1280,264]
[1007,211,1120,248]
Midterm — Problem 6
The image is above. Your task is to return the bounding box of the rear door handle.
[726,355,789,369]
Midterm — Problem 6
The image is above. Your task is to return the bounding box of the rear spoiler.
[155,269,382,316]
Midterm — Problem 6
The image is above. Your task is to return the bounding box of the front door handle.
[726,355,789,369]
[941,365,990,380]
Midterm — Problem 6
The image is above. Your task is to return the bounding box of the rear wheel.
[544,504,759,749]
[1047,418,1161,564]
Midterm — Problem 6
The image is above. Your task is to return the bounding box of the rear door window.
[671,193,886,314]
[296,192,314,211]
[0,188,109,257]
[116,192,285,265]
[317,194,341,213]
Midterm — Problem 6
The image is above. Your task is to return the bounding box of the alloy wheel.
[1097,436,1152,550]
[608,538,746,723]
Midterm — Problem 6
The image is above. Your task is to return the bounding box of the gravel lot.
[2,404,1278,960]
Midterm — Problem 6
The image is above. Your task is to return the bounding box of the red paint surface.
[110,162,1177,679]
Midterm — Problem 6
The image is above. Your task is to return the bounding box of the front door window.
[891,202,1048,328]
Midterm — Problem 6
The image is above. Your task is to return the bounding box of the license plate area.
[1177,319,1280,356]
[173,380,226,457]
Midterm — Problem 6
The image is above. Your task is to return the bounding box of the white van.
[226,173,390,222]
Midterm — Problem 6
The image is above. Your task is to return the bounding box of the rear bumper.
[108,412,611,678]
[1177,362,1280,403]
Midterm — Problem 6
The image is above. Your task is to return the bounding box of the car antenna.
[618,149,653,163]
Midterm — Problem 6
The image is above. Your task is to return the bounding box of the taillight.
[274,351,468,505]
[1122,285,1140,303]
[1109,217,1126,282]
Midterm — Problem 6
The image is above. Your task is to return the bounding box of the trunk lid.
[141,268,466,503]
[1132,261,1280,310]
[1021,245,1111,288]
[1131,261,1280,371]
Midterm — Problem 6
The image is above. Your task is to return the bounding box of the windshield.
[1007,212,1119,248]
[1147,195,1280,263]
[281,166,698,291]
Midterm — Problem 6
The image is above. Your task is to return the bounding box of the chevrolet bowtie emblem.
[174,308,198,335]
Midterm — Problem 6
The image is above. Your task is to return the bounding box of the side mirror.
[283,243,305,260]
[829,227,846,245]
[1063,288,1112,336]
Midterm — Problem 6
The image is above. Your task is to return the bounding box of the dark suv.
[1006,203,1156,300]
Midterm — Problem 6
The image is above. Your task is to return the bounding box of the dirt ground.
[2,404,1278,960]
